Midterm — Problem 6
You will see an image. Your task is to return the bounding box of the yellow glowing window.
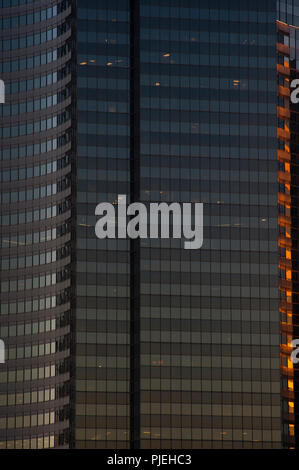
[288,335,293,346]
[288,379,294,391]
[289,424,295,436]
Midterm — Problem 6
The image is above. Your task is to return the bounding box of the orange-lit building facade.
[277,6,299,446]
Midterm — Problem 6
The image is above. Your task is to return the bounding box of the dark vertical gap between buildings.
[130,0,141,449]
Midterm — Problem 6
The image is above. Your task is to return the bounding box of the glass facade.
[0,0,74,448]
[74,0,280,449]
[75,0,131,448]
[136,0,280,449]
[0,0,287,449]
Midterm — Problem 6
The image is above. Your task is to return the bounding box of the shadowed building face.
[75,0,280,449]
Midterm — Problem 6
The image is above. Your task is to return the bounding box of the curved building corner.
[0,0,75,449]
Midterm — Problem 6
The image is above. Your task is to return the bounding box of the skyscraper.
[0,0,282,449]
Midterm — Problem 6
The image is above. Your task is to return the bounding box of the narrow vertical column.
[277,19,296,448]
[69,0,78,449]
[130,0,141,449]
